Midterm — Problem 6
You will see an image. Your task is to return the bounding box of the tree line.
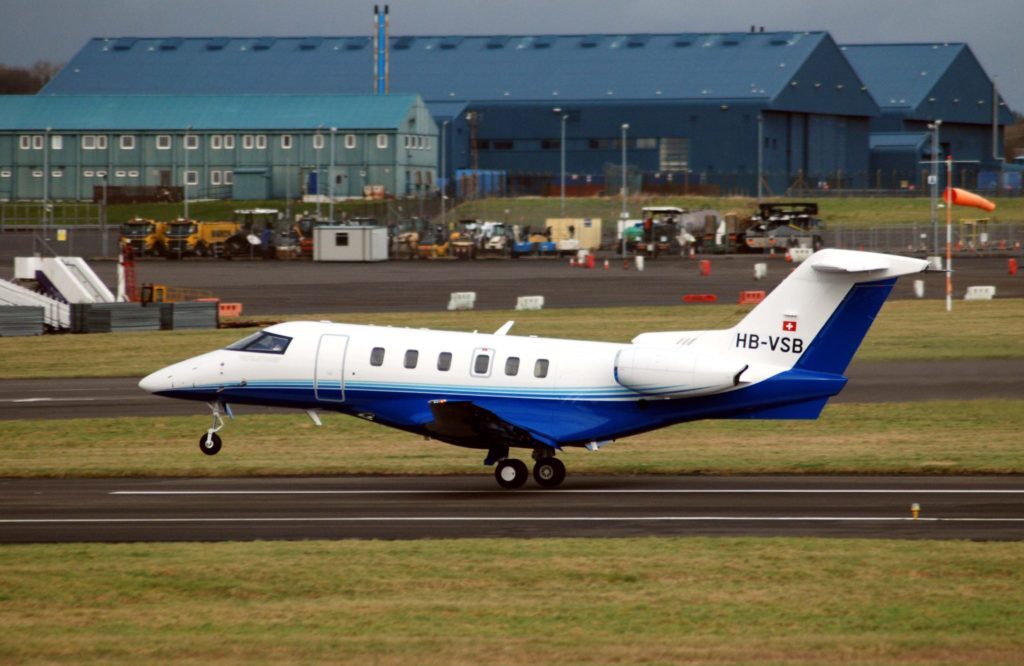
[0,61,62,93]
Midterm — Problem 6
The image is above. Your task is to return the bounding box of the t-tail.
[723,249,928,419]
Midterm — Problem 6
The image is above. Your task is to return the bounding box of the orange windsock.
[943,187,996,212]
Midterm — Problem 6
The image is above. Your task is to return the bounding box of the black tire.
[199,432,222,456]
[195,242,209,258]
[532,457,566,488]
[495,459,529,489]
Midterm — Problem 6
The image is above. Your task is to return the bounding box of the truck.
[120,217,167,257]
[627,207,689,257]
[164,219,242,258]
[742,202,824,252]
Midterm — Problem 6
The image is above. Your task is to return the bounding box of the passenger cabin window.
[437,352,452,371]
[404,349,419,369]
[370,347,385,366]
[225,331,291,355]
[505,357,520,376]
[534,359,550,378]
[472,349,494,377]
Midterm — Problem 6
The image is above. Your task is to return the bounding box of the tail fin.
[732,250,927,375]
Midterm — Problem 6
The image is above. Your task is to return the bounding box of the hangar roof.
[0,94,424,131]
[42,32,877,116]
[841,43,1012,124]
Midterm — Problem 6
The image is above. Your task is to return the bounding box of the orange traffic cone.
[603,259,609,270]
[943,187,996,212]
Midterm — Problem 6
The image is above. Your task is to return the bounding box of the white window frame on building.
[345,134,357,149]
[404,136,411,149]
[81,135,96,150]
[242,135,255,150]
[281,134,293,150]
[1,169,13,178]
[19,136,31,150]
[185,134,199,150]
[376,134,388,149]
[83,170,94,177]
[52,169,63,178]
[255,135,267,150]
[184,170,199,186]
[32,135,44,150]
[128,170,139,178]
[210,135,223,150]
[223,170,234,185]
[50,135,62,151]
[224,135,235,150]
[120,135,136,151]
[115,170,126,178]
[313,133,325,150]
[96,170,107,178]
[156,135,172,150]
[32,170,43,178]
[211,170,222,185]
[96,135,108,150]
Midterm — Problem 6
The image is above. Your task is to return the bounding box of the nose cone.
[139,368,172,394]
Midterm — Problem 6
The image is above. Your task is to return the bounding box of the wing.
[425,400,556,450]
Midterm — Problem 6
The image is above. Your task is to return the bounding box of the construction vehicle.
[626,207,689,257]
[742,202,824,253]
[164,219,242,258]
[120,217,167,257]
[223,208,284,259]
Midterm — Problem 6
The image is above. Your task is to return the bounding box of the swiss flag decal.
[782,320,797,332]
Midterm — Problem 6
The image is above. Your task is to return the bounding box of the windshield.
[121,223,150,237]
[225,331,292,355]
[167,223,196,237]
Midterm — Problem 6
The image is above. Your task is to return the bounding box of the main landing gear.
[493,448,566,489]
[199,401,228,455]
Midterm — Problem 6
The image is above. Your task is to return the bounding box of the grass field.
[2,299,1022,380]
[2,399,1021,477]
[15,194,1024,229]
[1,538,1022,664]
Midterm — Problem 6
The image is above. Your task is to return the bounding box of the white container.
[313,226,388,262]
[913,279,925,298]
[753,262,767,280]
[635,255,645,272]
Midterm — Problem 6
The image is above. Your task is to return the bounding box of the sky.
[3,0,1022,112]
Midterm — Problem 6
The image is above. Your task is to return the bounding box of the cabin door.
[314,334,349,402]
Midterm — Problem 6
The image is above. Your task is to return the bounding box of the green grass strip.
[1,538,1022,664]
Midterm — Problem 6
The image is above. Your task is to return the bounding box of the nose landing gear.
[199,401,230,456]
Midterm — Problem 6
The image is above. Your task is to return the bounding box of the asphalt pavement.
[2,475,1022,542]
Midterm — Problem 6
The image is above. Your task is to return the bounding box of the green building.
[0,94,438,201]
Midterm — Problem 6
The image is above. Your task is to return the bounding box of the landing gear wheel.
[495,459,529,489]
[199,432,222,456]
[532,457,566,488]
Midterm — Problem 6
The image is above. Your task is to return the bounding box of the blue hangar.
[41,31,881,196]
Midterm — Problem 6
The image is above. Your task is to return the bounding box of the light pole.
[329,127,337,222]
[620,123,629,257]
[183,125,191,221]
[43,127,50,240]
[553,108,568,217]
[440,120,449,231]
[315,125,323,218]
[928,120,942,257]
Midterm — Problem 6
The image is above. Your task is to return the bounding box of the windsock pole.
[945,156,953,313]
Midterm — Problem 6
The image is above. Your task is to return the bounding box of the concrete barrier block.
[515,295,545,311]
[447,291,477,311]
[964,285,996,301]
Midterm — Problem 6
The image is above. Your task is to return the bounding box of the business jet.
[140,249,927,489]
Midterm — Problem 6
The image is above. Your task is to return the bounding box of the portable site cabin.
[313,226,388,262]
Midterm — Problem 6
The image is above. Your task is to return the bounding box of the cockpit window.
[225,331,292,354]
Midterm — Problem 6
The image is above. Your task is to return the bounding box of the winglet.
[494,320,515,336]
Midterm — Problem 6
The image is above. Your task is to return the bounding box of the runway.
[2,475,1023,542]
[2,358,1022,420]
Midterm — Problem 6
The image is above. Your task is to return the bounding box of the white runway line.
[3,516,1024,524]
[110,489,1024,496]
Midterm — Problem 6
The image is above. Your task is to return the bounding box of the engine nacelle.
[614,346,747,398]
